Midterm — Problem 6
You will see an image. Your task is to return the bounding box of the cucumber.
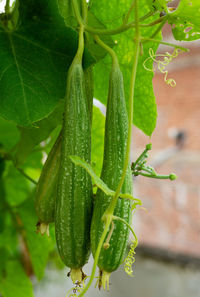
[84,66,94,124]
[35,132,62,235]
[90,63,132,286]
[35,65,93,237]
[55,59,93,283]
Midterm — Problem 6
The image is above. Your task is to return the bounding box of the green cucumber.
[90,63,132,286]
[35,132,61,235]
[55,59,93,283]
[35,65,93,237]
[84,66,94,124]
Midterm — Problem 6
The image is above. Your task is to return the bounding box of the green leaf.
[0,213,18,256]
[4,163,32,206]
[168,0,200,41]
[0,0,94,127]
[0,260,33,297]
[17,196,54,280]
[57,0,114,62]
[91,0,160,136]
[85,12,114,62]
[0,248,9,276]
[0,117,19,150]
[14,100,63,166]
[132,39,158,134]
[145,0,168,12]
[91,105,105,177]
[57,0,82,29]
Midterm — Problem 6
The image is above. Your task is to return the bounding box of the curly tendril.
[124,240,137,276]
[143,48,183,87]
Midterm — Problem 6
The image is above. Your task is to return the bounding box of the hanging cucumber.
[84,65,94,124]
[90,57,132,288]
[35,64,93,237]
[55,25,93,284]
[35,132,62,236]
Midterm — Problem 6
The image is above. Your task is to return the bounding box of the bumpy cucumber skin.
[35,132,61,224]
[84,66,94,124]
[91,65,132,272]
[55,63,93,269]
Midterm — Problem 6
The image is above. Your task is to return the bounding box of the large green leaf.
[17,196,54,280]
[57,0,82,29]
[14,100,63,166]
[145,0,168,12]
[3,163,31,206]
[0,0,94,127]
[0,116,19,150]
[0,248,8,277]
[86,12,114,62]
[0,260,33,297]
[90,0,160,136]
[168,0,200,41]
[57,1,114,62]
[0,213,18,256]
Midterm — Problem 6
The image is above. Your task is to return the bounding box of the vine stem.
[78,0,140,296]
[0,148,37,185]
[141,37,189,52]
[73,24,84,64]
[17,167,37,185]
[82,0,88,23]
[72,0,159,36]
[78,217,111,297]
[93,35,118,67]
[123,0,135,25]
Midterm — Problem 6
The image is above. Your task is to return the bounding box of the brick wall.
[131,37,200,257]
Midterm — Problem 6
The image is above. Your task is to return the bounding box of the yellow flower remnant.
[66,276,88,297]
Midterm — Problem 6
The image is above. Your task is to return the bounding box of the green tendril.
[112,215,138,276]
[143,48,184,87]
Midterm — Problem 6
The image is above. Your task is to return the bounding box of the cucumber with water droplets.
[90,62,132,287]
[55,42,93,283]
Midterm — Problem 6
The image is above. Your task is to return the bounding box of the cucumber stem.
[93,35,119,67]
[72,0,158,36]
[72,0,85,64]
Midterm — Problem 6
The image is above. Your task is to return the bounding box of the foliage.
[0,0,199,296]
